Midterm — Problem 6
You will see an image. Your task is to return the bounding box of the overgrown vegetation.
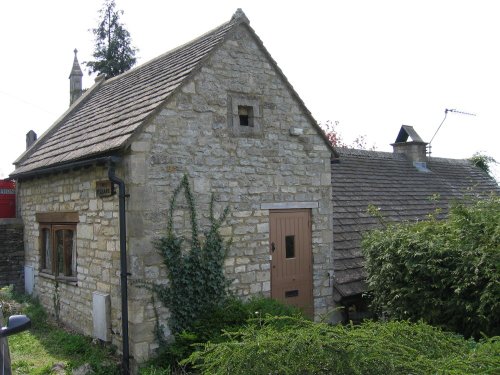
[141,296,303,374]
[151,175,230,336]
[184,316,500,375]
[142,176,306,373]
[139,175,231,371]
[363,195,500,339]
[469,152,497,177]
[1,286,120,374]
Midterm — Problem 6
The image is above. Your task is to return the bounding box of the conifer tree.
[85,0,137,78]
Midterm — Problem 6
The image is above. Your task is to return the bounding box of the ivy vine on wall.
[151,175,230,336]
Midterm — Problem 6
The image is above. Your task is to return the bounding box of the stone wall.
[17,165,123,348]
[0,218,24,292]
[125,23,334,361]
[14,22,335,369]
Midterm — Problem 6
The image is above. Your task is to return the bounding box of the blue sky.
[1,0,498,179]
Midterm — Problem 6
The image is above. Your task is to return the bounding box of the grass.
[1,286,120,375]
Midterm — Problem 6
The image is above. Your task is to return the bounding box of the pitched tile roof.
[11,11,245,177]
[331,148,499,301]
[12,9,336,179]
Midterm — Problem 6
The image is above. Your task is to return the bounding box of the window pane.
[56,230,64,275]
[285,235,295,258]
[42,228,52,272]
[238,105,253,126]
[71,233,76,276]
[55,229,75,276]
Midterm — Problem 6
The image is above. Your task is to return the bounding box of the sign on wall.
[96,181,114,198]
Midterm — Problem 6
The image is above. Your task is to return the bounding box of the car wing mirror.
[0,315,31,338]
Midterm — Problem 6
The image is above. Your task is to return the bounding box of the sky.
[1,0,499,180]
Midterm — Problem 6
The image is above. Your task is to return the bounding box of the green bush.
[363,195,500,339]
[1,285,23,318]
[245,295,304,318]
[469,152,497,176]
[184,316,500,375]
[142,296,303,373]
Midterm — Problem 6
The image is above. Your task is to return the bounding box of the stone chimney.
[26,130,37,149]
[69,49,83,106]
[391,125,428,163]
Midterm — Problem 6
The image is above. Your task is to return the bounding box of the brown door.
[270,209,313,317]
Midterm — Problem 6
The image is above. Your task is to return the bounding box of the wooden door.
[270,209,313,317]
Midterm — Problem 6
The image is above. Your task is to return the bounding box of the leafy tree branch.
[85,0,137,78]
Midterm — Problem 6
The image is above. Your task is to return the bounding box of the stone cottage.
[11,9,336,370]
[331,125,499,322]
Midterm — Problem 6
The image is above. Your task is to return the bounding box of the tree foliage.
[362,195,500,339]
[184,316,500,375]
[320,120,375,150]
[152,175,230,335]
[85,0,137,78]
[469,152,497,177]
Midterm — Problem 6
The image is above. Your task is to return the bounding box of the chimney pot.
[26,130,37,149]
[391,125,428,163]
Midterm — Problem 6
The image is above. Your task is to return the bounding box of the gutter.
[10,155,121,181]
[107,160,130,375]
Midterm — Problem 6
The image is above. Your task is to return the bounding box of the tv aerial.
[427,108,476,157]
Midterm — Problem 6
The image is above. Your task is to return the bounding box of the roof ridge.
[337,147,474,164]
[104,14,243,85]
[11,9,249,177]
[235,17,338,157]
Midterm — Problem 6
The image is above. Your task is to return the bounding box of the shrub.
[363,195,500,338]
[469,152,497,176]
[0,285,26,318]
[184,316,500,375]
[142,296,303,373]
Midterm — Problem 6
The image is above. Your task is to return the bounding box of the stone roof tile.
[332,148,499,300]
[12,12,242,177]
[12,8,336,178]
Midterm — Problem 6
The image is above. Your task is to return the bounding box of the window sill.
[39,271,78,286]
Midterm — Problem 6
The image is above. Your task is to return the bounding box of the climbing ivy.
[152,175,230,335]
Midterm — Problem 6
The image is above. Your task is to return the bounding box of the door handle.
[271,242,275,252]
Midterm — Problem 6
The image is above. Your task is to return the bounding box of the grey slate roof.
[11,12,244,177]
[331,148,499,301]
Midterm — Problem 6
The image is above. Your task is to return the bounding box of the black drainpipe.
[107,161,130,375]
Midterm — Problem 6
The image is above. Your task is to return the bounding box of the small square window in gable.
[228,93,262,136]
[238,105,253,126]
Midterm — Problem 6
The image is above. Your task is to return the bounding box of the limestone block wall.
[17,165,123,348]
[124,23,334,361]
[14,22,335,367]
[0,219,24,292]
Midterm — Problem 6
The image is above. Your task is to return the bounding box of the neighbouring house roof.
[331,147,499,302]
[11,9,335,179]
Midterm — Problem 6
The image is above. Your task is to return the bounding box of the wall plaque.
[96,180,114,198]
